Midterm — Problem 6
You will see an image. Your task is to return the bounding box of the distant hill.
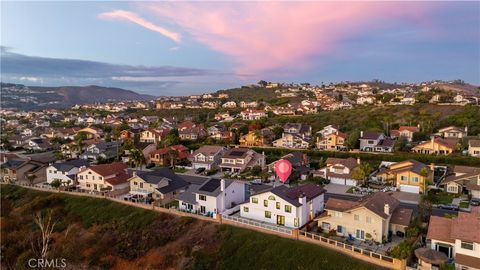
[1,83,154,110]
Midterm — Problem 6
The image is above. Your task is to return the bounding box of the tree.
[130,148,146,169]
[50,179,62,190]
[351,163,373,186]
[168,149,179,168]
[390,239,414,259]
[164,128,180,147]
[26,174,37,186]
[394,136,408,152]
[346,130,360,149]
[32,210,58,260]
[251,165,262,176]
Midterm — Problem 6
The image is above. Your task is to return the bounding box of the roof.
[105,171,131,186]
[179,174,210,186]
[325,157,359,170]
[390,207,413,226]
[398,126,419,133]
[450,207,480,243]
[438,126,465,133]
[469,139,480,147]
[88,162,128,176]
[379,159,428,176]
[442,165,480,184]
[360,131,382,140]
[177,184,200,205]
[195,178,234,197]
[51,159,90,172]
[134,168,188,194]
[267,183,325,207]
[0,159,27,169]
[192,145,226,156]
[377,138,395,148]
[152,145,189,157]
[426,216,455,243]
[222,148,250,159]
[455,253,480,269]
[414,248,448,265]
[325,192,400,219]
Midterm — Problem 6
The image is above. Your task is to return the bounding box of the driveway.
[390,191,420,205]
[324,183,362,197]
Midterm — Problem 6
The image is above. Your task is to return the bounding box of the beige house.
[128,169,188,203]
[376,160,431,194]
[140,129,168,144]
[441,165,480,199]
[77,127,103,139]
[437,126,467,139]
[316,192,412,243]
[77,162,129,192]
[468,139,480,157]
[412,137,457,155]
[391,126,419,142]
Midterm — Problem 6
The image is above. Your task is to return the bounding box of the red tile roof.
[89,162,128,177]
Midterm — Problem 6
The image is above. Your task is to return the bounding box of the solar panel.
[229,151,245,157]
[199,178,221,192]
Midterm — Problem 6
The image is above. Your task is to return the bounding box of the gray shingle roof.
[52,159,90,172]
[135,168,189,194]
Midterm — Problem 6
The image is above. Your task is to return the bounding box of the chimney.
[298,192,307,206]
[220,179,225,192]
[430,136,435,145]
[384,203,390,216]
[465,126,468,133]
[360,131,363,138]
[133,171,136,177]
[357,158,361,165]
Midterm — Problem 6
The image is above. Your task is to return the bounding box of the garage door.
[400,185,420,194]
[345,179,357,186]
[330,178,345,185]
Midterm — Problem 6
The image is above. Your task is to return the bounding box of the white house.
[316,125,339,138]
[314,157,361,186]
[240,109,267,120]
[46,159,90,185]
[177,178,246,216]
[189,145,227,170]
[240,183,325,228]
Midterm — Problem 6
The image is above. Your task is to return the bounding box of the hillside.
[0,83,154,110]
[0,185,383,270]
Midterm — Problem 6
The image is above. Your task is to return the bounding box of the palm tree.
[130,148,146,170]
[168,149,179,169]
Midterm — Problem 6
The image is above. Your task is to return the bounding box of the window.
[334,211,343,217]
[354,214,360,221]
[366,216,372,223]
[401,176,408,181]
[447,186,457,193]
[337,225,343,233]
[265,211,271,218]
[461,241,474,250]
[140,183,143,188]
[412,176,419,183]
[79,175,83,180]
[285,205,292,213]
[276,202,280,209]
[243,207,249,212]
[294,218,299,227]
[199,195,207,201]
[268,195,276,200]
[252,197,258,204]
[134,181,137,185]
[356,229,365,240]
[264,200,268,207]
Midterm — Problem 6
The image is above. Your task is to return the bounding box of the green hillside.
[1,185,383,270]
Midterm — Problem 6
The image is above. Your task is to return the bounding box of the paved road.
[324,192,460,217]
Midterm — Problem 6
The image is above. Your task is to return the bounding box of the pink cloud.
[98,10,181,43]
[130,2,437,75]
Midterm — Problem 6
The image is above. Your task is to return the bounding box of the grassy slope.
[1,185,383,270]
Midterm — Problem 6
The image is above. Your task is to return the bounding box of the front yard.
[424,189,459,204]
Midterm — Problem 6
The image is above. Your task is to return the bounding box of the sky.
[1,1,479,96]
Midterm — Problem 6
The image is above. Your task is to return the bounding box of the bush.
[390,239,415,259]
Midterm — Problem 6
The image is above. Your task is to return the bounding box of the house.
[273,123,312,149]
[269,152,311,181]
[375,160,431,194]
[316,192,412,243]
[222,101,237,108]
[214,112,234,122]
[128,169,189,203]
[219,148,265,173]
[316,131,347,151]
[440,165,480,199]
[390,126,419,142]
[359,131,395,152]
[437,126,467,139]
[412,137,457,155]
[468,139,480,157]
[80,141,121,161]
[316,125,339,138]
[42,127,79,140]
[239,129,274,147]
[25,137,52,151]
[240,183,325,228]
[189,145,227,170]
[177,178,246,215]
[314,157,361,186]
[425,207,480,270]
[0,158,47,184]
[150,144,190,167]
[76,162,129,192]
[177,121,207,140]
[239,101,259,108]
[140,128,168,144]
[77,127,103,139]
[207,125,233,141]
[240,109,267,120]
[46,159,90,185]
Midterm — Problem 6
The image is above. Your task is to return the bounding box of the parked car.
[195,167,205,174]
[438,204,459,211]
[470,198,480,206]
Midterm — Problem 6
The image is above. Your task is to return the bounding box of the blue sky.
[1,1,479,95]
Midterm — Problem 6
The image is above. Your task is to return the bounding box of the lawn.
[459,201,470,209]
[425,190,459,204]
